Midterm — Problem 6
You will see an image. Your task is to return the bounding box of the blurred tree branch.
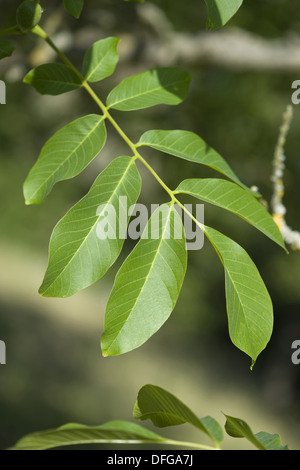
[139,27,300,71]
[3,2,300,81]
[134,4,300,71]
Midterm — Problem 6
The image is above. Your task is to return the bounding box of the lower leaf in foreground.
[101,204,187,356]
[8,421,166,451]
[8,389,289,450]
[224,415,289,450]
[204,226,273,367]
[133,384,223,447]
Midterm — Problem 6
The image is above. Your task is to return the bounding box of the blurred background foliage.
[0,0,300,450]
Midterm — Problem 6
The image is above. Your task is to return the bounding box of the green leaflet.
[204,0,243,30]
[23,63,82,95]
[224,415,289,450]
[23,114,106,205]
[138,129,249,191]
[134,384,223,446]
[0,40,15,59]
[254,432,289,451]
[175,178,286,251]
[204,226,273,367]
[63,0,84,18]
[82,37,120,83]
[225,415,265,449]
[39,157,141,298]
[106,67,191,111]
[101,204,187,356]
[8,420,166,451]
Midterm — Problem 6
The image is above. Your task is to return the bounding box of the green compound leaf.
[134,384,223,446]
[204,0,243,30]
[224,415,289,450]
[63,0,84,19]
[24,114,106,205]
[138,129,248,191]
[175,179,286,251]
[9,420,166,451]
[101,204,187,356]
[204,226,273,367]
[23,63,82,95]
[0,40,15,59]
[106,68,191,111]
[83,37,120,83]
[39,157,141,298]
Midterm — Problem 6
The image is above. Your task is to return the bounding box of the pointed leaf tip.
[134,384,223,446]
[204,225,273,364]
[63,0,84,19]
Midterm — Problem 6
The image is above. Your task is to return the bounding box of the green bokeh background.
[0,0,299,450]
